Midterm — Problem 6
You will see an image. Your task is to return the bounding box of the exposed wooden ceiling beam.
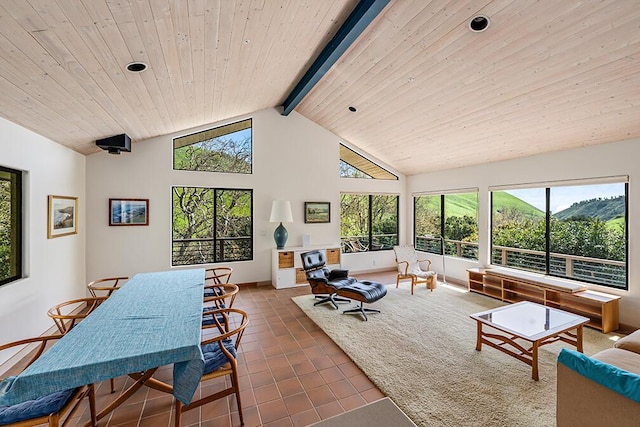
[280,0,391,116]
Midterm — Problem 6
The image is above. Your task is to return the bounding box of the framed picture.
[48,195,78,238]
[304,201,330,224]
[109,198,149,226]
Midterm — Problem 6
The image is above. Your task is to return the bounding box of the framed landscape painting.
[109,198,149,226]
[304,201,330,223]
[48,195,78,238]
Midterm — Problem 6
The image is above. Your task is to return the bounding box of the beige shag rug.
[292,283,619,427]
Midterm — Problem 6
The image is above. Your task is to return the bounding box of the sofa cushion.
[614,329,640,355]
[558,348,640,403]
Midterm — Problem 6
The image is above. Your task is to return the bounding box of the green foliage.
[173,135,251,173]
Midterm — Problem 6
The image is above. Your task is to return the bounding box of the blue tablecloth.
[0,269,205,406]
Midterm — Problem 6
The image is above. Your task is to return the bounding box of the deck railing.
[172,236,252,265]
[413,235,626,289]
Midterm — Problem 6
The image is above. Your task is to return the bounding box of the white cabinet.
[271,245,342,289]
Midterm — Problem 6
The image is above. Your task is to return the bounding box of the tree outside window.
[340,193,398,253]
[491,181,627,289]
[0,166,22,285]
[172,187,252,266]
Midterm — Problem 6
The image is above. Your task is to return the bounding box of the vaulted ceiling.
[1,0,639,175]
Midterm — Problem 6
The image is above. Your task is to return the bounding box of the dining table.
[0,268,206,422]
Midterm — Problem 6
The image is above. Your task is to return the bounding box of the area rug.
[292,284,619,427]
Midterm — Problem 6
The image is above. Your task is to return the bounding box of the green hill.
[554,196,624,221]
[492,191,545,219]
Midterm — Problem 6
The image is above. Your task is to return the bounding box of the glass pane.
[340,194,370,253]
[414,195,441,254]
[172,187,215,265]
[371,195,398,250]
[339,160,372,178]
[0,168,20,284]
[173,120,252,173]
[215,189,253,262]
[549,183,626,288]
[491,189,546,273]
[444,192,478,260]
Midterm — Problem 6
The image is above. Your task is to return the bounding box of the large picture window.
[491,179,627,289]
[414,191,479,260]
[173,119,252,173]
[0,166,22,285]
[340,193,399,253]
[172,187,253,266]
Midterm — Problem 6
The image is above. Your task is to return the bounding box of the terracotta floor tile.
[276,377,305,397]
[257,398,289,424]
[290,408,321,427]
[316,400,345,420]
[282,392,314,415]
[327,378,358,399]
[306,384,336,407]
[254,383,281,404]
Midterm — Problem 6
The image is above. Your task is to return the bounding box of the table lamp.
[269,200,293,249]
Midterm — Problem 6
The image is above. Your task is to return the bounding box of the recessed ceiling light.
[126,62,147,73]
[469,15,490,32]
[348,106,357,112]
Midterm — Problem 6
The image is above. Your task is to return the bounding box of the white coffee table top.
[470,301,590,341]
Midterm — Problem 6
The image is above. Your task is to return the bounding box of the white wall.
[0,116,86,352]
[85,108,405,284]
[407,138,640,328]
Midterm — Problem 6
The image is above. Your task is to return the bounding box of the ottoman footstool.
[336,280,387,321]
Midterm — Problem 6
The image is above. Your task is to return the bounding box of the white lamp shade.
[269,200,293,223]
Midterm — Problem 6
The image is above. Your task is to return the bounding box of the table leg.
[475,321,483,351]
[576,325,584,352]
[531,342,539,381]
[87,368,158,427]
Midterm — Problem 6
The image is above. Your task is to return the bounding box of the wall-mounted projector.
[96,134,131,155]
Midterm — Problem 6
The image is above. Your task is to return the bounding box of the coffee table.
[470,301,590,380]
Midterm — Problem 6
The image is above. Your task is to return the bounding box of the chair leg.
[110,378,115,393]
[411,278,415,295]
[343,301,380,321]
[231,367,244,426]
[314,294,350,309]
[175,400,183,427]
[396,276,400,288]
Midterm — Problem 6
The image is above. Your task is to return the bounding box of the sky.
[505,183,625,213]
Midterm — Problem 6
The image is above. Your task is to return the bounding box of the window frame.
[172,119,253,174]
[171,186,253,266]
[489,180,628,290]
[413,191,479,260]
[340,193,399,253]
[0,165,22,286]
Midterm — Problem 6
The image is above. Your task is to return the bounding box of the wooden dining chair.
[46,297,115,393]
[0,334,97,427]
[46,297,106,334]
[204,267,237,307]
[175,308,249,427]
[86,276,128,298]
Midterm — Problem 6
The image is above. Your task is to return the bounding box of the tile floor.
[68,271,397,427]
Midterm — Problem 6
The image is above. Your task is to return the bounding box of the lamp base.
[274,222,288,249]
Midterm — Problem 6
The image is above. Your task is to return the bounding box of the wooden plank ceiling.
[0,0,639,176]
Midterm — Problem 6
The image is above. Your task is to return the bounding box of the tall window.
[0,166,22,285]
[414,192,479,260]
[173,119,252,173]
[172,187,252,266]
[340,193,398,253]
[491,179,627,289]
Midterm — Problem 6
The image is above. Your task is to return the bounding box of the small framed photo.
[48,195,78,238]
[304,201,330,224]
[109,198,149,226]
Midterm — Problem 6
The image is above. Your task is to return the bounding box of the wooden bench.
[467,267,620,333]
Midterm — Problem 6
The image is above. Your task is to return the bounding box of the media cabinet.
[467,267,620,333]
